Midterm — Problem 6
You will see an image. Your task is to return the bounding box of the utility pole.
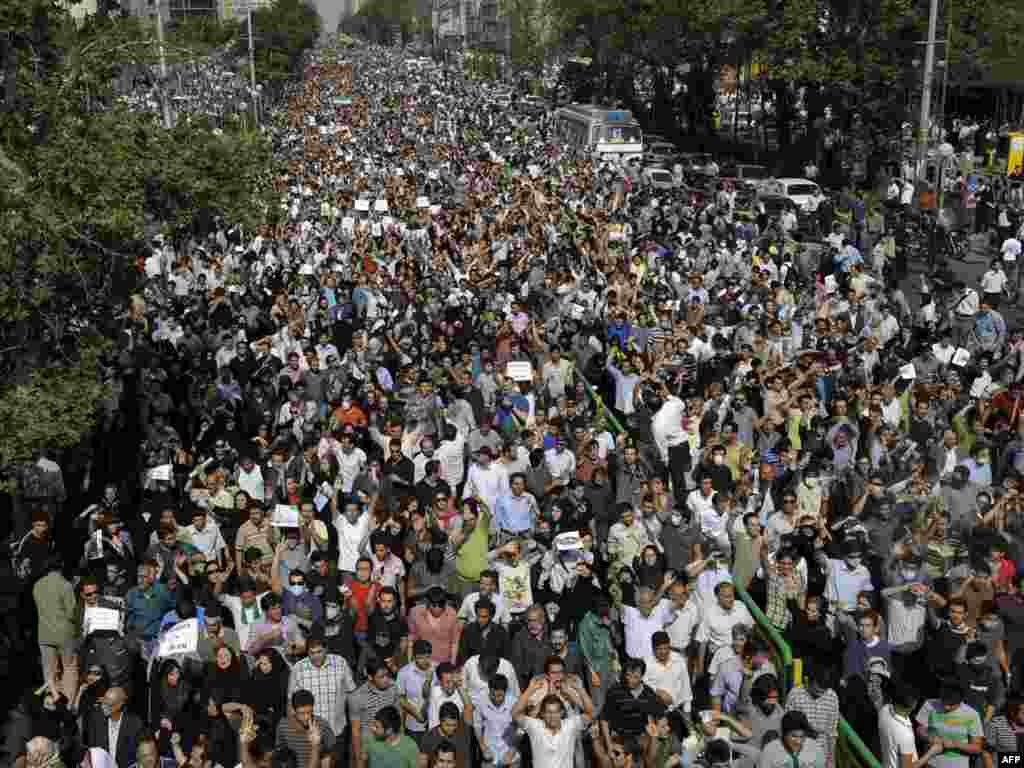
[937,18,952,140]
[914,0,940,196]
[248,5,259,127]
[155,6,172,129]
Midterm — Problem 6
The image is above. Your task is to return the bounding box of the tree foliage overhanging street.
[346,0,1024,143]
[0,0,320,477]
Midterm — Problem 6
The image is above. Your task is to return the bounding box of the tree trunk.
[773,79,793,151]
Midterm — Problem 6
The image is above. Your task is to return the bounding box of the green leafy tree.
[246,0,322,91]
[0,1,282,481]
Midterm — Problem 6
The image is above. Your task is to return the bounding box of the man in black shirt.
[598,657,660,741]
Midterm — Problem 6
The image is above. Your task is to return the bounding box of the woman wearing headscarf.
[201,646,247,708]
[149,659,192,735]
[244,648,289,732]
[179,691,238,768]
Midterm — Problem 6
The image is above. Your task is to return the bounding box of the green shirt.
[365,734,419,768]
[456,509,490,582]
[915,701,982,768]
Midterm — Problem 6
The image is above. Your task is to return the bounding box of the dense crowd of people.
[8,39,1024,768]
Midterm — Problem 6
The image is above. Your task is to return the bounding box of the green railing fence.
[574,361,880,768]
[732,580,881,768]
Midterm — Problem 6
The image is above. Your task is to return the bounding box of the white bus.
[553,104,644,162]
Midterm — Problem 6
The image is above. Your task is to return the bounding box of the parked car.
[678,153,717,176]
[755,193,801,218]
[643,141,679,168]
[759,177,823,212]
[643,167,677,190]
[719,162,770,191]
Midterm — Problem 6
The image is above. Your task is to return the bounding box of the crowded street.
[6,34,1024,768]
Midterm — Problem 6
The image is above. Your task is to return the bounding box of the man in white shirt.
[544,436,576,488]
[456,570,512,626]
[622,586,673,661]
[333,498,371,577]
[463,447,510,515]
[695,582,753,674]
[333,431,366,494]
[542,348,574,401]
[880,680,941,768]
[643,631,692,715]
[1002,235,1021,265]
[952,281,980,346]
[663,580,701,655]
[512,675,594,768]
[980,261,1008,308]
[435,420,467,494]
[463,652,521,705]
[184,509,226,567]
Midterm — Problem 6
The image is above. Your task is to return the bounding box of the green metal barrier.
[574,363,880,768]
[733,580,794,694]
[732,580,881,768]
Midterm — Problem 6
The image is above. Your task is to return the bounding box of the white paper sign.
[899,363,916,380]
[158,619,199,658]
[341,217,355,233]
[272,504,300,527]
[149,464,172,481]
[952,348,971,367]
[506,361,533,381]
[354,199,370,212]
[371,223,382,237]
[83,607,122,636]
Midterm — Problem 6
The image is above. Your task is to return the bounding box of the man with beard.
[362,587,409,672]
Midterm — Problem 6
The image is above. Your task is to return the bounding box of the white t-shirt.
[981,269,1008,294]
[879,705,917,768]
[521,714,585,768]
[622,602,673,660]
[1002,237,1022,262]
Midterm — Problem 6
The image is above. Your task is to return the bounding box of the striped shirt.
[275,715,336,768]
[350,681,401,742]
[288,654,356,736]
[786,687,840,768]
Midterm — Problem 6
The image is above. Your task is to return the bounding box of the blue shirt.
[125,583,176,641]
[493,493,538,533]
[282,589,323,624]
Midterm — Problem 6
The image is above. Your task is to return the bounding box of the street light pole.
[155,7,172,129]
[914,0,940,195]
[248,6,259,127]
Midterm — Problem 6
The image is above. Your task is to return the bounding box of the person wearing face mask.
[824,540,874,615]
[85,687,142,768]
[880,549,932,684]
[957,641,1005,723]
[269,539,323,627]
[694,445,734,496]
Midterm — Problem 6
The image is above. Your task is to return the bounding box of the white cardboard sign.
[83,607,122,636]
[506,361,533,382]
[158,619,199,657]
[272,504,300,527]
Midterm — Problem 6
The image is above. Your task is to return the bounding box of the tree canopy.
[0,0,289,478]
